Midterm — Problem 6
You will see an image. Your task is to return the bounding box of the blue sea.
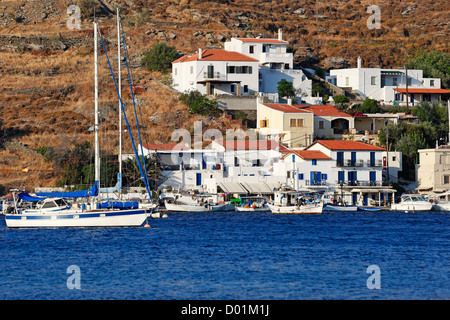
[0,211,448,300]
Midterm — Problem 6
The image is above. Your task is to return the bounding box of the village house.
[257,100,354,148]
[172,49,260,96]
[224,29,313,100]
[416,145,450,196]
[303,140,395,205]
[171,29,314,102]
[326,57,450,105]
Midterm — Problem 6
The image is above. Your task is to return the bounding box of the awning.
[217,182,248,194]
[241,182,278,194]
[350,188,396,193]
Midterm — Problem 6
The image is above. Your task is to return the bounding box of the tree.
[277,79,296,98]
[407,51,450,89]
[141,42,178,74]
[352,98,381,113]
[179,90,221,116]
[333,95,350,106]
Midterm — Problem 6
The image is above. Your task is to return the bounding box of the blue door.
[370,171,376,184]
[370,152,375,167]
[310,171,321,185]
[351,152,356,166]
[196,173,202,186]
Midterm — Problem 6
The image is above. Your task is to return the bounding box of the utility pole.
[405,65,409,109]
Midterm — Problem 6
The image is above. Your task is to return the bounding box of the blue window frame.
[312,159,317,165]
[298,173,304,180]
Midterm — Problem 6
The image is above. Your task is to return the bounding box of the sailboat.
[5,20,152,228]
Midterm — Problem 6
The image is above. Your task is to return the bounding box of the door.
[370,171,376,185]
[196,173,202,186]
[370,152,375,167]
[207,65,214,78]
[351,152,356,166]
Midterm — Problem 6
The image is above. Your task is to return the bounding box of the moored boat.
[390,194,433,212]
[268,189,323,214]
[235,196,270,212]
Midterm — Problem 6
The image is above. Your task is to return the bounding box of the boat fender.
[219,201,225,204]
[192,195,196,200]
[296,206,299,210]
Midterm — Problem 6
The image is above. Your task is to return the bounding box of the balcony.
[367,159,383,167]
[259,52,292,65]
[203,71,225,80]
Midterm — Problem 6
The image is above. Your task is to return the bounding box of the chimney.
[357,56,361,69]
[198,48,202,60]
[287,98,292,106]
[278,28,282,41]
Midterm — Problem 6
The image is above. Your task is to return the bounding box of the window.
[190,66,193,74]
[392,77,398,86]
[290,119,297,127]
[298,173,304,180]
[407,78,412,86]
[444,175,450,184]
[285,64,290,69]
[430,80,435,87]
[227,66,252,74]
[230,84,235,93]
[336,152,344,167]
[249,45,254,54]
[345,77,349,86]
[318,120,324,129]
[312,160,317,166]
[174,68,177,76]
[321,173,327,180]
[243,85,248,93]
[290,119,304,127]
[260,119,269,128]
[371,76,376,85]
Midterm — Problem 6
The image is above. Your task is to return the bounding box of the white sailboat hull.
[165,202,227,212]
[268,202,323,214]
[5,209,149,228]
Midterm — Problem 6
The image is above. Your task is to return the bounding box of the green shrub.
[141,42,178,74]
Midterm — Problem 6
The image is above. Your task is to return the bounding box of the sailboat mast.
[94,22,100,187]
[117,9,122,179]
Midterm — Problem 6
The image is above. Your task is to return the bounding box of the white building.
[273,140,396,205]
[326,57,448,105]
[172,49,259,95]
[224,29,312,98]
[172,29,313,100]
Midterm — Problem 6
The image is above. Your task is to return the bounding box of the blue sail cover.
[36,182,99,198]
[17,193,46,202]
[100,201,138,210]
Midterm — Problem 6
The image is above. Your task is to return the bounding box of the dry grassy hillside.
[0,0,448,193]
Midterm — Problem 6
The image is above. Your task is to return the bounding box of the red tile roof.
[218,140,289,153]
[172,49,258,63]
[262,104,313,113]
[309,140,386,151]
[262,104,351,117]
[236,38,288,44]
[283,150,331,160]
[393,88,450,94]
[297,105,352,117]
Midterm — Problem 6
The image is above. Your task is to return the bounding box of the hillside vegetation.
[0,0,448,193]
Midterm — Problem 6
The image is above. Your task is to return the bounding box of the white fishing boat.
[432,201,450,211]
[324,204,358,212]
[5,20,153,228]
[164,193,228,212]
[390,194,433,212]
[268,189,323,214]
[235,196,270,212]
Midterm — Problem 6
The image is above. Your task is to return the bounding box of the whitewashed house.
[326,57,449,105]
[172,49,259,95]
[172,29,314,100]
[224,29,312,99]
[272,140,395,205]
